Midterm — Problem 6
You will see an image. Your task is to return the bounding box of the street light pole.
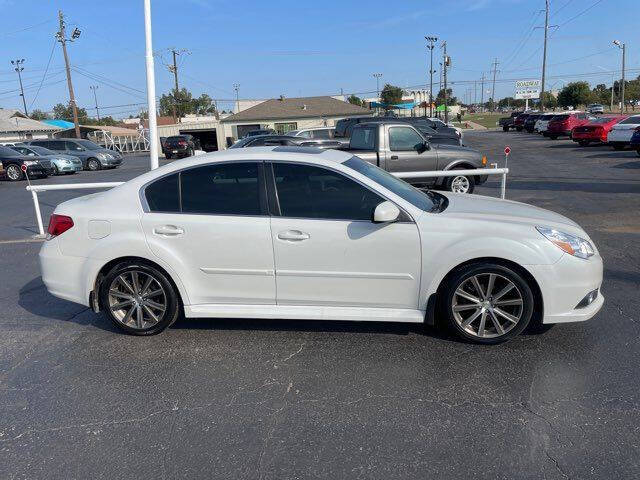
[425,36,437,118]
[90,85,100,121]
[233,83,240,113]
[613,40,626,113]
[10,59,28,116]
[373,73,382,114]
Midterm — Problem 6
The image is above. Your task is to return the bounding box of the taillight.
[47,214,74,238]
[178,141,187,146]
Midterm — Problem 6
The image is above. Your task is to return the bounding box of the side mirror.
[373,201,400,223]
[416,141,430,153]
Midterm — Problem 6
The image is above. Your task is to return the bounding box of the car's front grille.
[38,160,51,168]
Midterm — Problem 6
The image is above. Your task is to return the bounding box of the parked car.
[0,145,52,181]
[629,127,640,156]
[229,135,342,149]
[533,113,557,134]
[571,116,627,146]
[287,127,336,139]
[499,112,520,131]
[587,104,605,115]
[10,144,82,175]
[39,147,604,344]
[241,128,276,139]
[27,139,123,170]
[342,122,487,194]
[607,114,640,150]
[335,116,461,143]
[523,114,542,133]
[164,135,201,159]
[545,112,595,139]
[348,117,462,146]
[513,113,530,131]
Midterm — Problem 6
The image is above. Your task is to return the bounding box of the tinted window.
[0,146,19,156]
[619,116,640,125]
[74,139,101,150]
[350,127,375,150]
[48,141,67,151]
[145,173,180,212]
[273,163,383,221]
[297,131,312,138]
[181,163,262,215]
[65,141,84,151]
[389,127,424,151]
[313,129,330,139]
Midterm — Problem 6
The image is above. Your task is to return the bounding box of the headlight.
[536,226,595,259]
[97,153,109,160]
[57,158,70,164]
[23,160,37,166]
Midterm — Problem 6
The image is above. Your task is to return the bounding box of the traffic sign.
[504,146,511,155]
[21,164,27,173]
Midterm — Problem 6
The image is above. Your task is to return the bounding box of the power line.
[29,39,57,109]
[556,0,606,27]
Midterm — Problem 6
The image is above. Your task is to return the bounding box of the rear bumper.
[39,239,89,306]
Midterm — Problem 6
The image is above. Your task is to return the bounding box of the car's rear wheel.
[87,158,101,171]
[6,164,23,181]
[441,263,534,344]
[446,169,475,194]
[100,262,180,335]
[503,126,509,132]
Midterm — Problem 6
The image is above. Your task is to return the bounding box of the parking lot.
[1,132,639,479]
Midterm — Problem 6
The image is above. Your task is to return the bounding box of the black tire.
[612,144,624,151]
[446,168,475,194]
[5,164,23,181]
[636,149,640,157]
[87,158,101,171]
[99,261,180,336]
[52,164,59,175]
[165,153,172,160]
[502,126,509,132]
[515,127,523,132]
[578,140,589,147]
[439,262,535,344]
[549,135,558,140]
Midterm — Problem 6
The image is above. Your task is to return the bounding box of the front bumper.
[99,157,123,167]
[56,163,83,173]
[26,166,49,177]
[527,253,604,324]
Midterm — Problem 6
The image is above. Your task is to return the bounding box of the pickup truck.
[341,122,487,194]
[335,116,461,145]
[499,112,520,131]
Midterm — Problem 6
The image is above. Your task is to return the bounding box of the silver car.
[10,145,82,175]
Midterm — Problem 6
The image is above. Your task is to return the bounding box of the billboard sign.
[515,80,541,99]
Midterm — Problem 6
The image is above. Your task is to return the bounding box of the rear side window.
[65,141,84,151]
[145,173,180,212]
[313,129,330,139]
[350,127,375,150]
[272,163,383,221]
[48,141,66,151]
[181,163,262,215]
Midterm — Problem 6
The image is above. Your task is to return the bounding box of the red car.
[513,113,530,132]
[572,116,627,146]
[546,112,595,139]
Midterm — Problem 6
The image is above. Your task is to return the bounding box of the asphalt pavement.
[1,133,639,479]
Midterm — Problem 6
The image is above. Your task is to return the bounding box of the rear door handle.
[390,155,398,160]
[277,230,310,241]
[153,225,184,236]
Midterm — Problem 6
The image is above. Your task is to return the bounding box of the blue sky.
[1,0,638,117]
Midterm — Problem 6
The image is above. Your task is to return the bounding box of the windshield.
[229,137,256,148]
[0,146,19,156]
[344,156,442,212]
[618,116,640,125]
[74,139,102,150]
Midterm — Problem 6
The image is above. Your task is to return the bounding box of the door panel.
[385,125,438,177]
[271,218,421,308]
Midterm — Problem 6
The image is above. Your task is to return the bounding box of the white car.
[607,114,640,149]
[534,113,557,134]
[39,148,604,344]
[287,127,335,139]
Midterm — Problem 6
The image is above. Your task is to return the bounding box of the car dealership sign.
[515,80,541,99]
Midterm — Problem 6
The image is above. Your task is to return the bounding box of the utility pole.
[540,0,550,111]
[10,59,28,116]
[425,36,437,117]
[233,83,240,113]
[373,73,382,114]
[480,73,485,112]
[613,40,626,113]
[474,80,477,106]
[441,41,449,123]
[89,85,100,121]
[169,49,180,122]
[56,10,81,138]
[490,58,499,112]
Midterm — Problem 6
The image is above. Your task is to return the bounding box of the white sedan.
[607,114,640,149]
[39,147,604,344]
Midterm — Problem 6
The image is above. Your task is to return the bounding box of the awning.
[370,101,417,110]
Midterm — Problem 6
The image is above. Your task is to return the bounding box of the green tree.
[539,91,558,110]
[591,84,610,105]
[159,87,194,117]
[52,103,89,122]
[347,94,363,106]
[380,84,403,107]
[30,109,50,121]
[192,93,217,115]
[557,81,592,108]
[435,88,457,106]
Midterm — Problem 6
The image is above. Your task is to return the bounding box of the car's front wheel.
[87,158,101,171]
[441,263,535,344]
[446,169,475,194]
[5,164,23,181]
[52,164,59,175]
[99,262,180,335]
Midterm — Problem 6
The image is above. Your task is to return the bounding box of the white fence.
[87,130,150,153]
[25,168,509,237]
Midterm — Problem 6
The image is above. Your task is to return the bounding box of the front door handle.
[277,230,310,241]
[390,155,398,160]
[153,225,184,236]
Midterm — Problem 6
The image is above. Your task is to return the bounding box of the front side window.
[272,163,383,221]
[181,163,262,215]
[389,126,424,151]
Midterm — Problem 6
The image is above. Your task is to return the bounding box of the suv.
[27,139,123,171]
[546,112,595,139]
[288,127,336,139]
[164,135,201,159]
[587,104,605,115]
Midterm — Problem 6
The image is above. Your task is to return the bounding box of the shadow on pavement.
[612,161,640,169]
[508,180,640,194]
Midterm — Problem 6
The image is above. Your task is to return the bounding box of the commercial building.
[0,109,60,142]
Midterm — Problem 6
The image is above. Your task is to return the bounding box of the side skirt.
[184,304,425,323]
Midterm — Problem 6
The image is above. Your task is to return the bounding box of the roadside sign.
[21,164,27,173]
[504,146,511,155]
[515,80,540,100]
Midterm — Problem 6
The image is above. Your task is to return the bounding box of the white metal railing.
[87,130,150,153]
[25,167,509,238]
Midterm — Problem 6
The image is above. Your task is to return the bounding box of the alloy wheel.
[450,175,471,194]
[7,165,22,181]
[451,273,524,338]
[107,270,167,330]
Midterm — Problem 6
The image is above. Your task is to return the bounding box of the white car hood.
[440,193,581,231]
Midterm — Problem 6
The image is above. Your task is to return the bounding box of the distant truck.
[499,112,520,131]
[335,116,462,145]
[341,122,488,194]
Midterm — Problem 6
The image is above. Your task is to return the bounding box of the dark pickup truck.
[342,122,487,194]
[499,112,520,131]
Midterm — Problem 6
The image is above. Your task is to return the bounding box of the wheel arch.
[424,256,544,327]
[90,255,187,313]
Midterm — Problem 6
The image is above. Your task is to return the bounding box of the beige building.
[0,109,60,142]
